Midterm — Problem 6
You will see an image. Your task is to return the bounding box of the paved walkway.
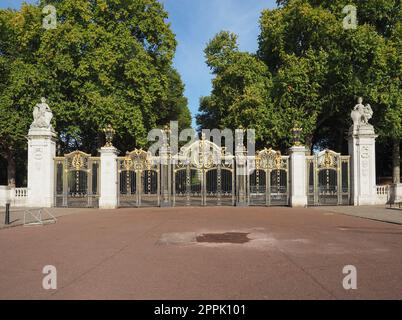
[0,206,401,299]
[1,204,401,229]
[0,207,98,229]
[314,205,402,225]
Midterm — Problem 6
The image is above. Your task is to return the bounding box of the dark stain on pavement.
[196,232,250,244]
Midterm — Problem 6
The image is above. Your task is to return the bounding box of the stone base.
[27,127,57,208]
[0,186,10,206]
[28,196,54,208]
[354,196,378,206]
[289,146,308,208]
[390,184,402,204]
[236,202,248,207]
[98,146,119,210]
[348,123,378,207]
[290,196,308,208]
[28,127,57,138]
[99,200,118,210]
[160,200,171,208]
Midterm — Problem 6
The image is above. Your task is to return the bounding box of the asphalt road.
[0,206,401,300]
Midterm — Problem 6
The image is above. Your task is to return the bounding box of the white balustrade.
[375,185,390,205]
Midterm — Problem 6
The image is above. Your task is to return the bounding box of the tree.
[0,0,191,186]
[270,0,401,181]
[199,0,400,182]
[258,0,398,154]
[197,31,280,149]
[0,4,44,187]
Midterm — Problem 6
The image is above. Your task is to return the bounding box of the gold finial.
[291,123,302,146]
[103,124,115,147]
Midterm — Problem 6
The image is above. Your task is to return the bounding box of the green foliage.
[0,4,44,158]
[200,0,401,154]
[198,31,281,148]
[0,0,191,162]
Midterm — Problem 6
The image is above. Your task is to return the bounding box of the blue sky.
[0,0,277,127]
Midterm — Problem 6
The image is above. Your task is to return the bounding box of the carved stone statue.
[351,97,373,126]
[31,97,54,130]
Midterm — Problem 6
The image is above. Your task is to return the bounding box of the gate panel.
[172,166,203,206]
[220,168,234,206]
[249,148,289,206]
[54,151,99,208]
[119,170,137,207]
[140,170,159,207]
[249,169,267,206]
[67,170,88,207]
[173,168,188,206]
[306,157,315,206]
[307,150,350,206]
[341,158,351,205]
[205,167,234,206]
[270,169,288,206]
[55,161,64,207]
[317,169,338,205]
[118,149,159,208]
[190,169,203,206]
[205,169,218,205]
[172,134,234,207]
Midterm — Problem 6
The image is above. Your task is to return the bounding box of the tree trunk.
[305,134,313,155]
[6,153,16,188]
[392,138,401,184]
[337,127,345,154]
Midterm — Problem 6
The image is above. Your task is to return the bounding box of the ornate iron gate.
[248,148,289,206]
[117,150,160,207]
[54,143,351,208]
[54,151,100,207]
[306,150,350,206]
[172,135,235,206]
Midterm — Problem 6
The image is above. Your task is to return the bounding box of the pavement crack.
[275,247,339,300]
[47,216,172,298]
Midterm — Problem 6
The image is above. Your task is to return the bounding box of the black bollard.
[5,202,10,225]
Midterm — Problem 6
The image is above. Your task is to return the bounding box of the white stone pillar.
[235,129,247,206]
[348,125,378,206]
[390,183,402,204]
[0,186,10,207]
[236,152,248,207]
[99,146,119,209]
[289,146,308,207]
[27,128,57,207]
[160,144,171,207]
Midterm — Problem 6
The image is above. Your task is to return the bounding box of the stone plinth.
[235,147,248,207]
[99,146,119,209]
[348,124,378,206]
[160,145,171,207]
[390,183,402,204]
[0,186,10,207]
[27,127,57,207]
[289,145,308,207]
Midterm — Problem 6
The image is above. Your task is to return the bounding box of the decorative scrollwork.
[256,148,286,171]
[318,150,338,169]
[119,149,154,172]
[123,152,133,171]
[65,151,90,171]
[72,154,84,170]
[178,134,231,170]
